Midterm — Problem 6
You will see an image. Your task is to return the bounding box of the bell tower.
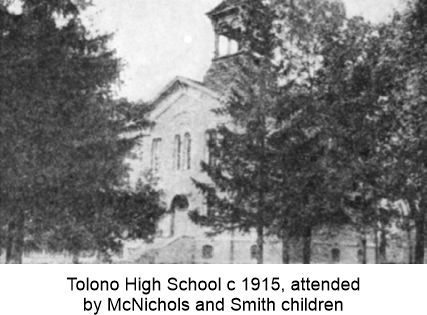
[203,0,248,93]
[207,0,246,58]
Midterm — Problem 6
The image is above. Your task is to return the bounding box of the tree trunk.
[379,226,387,264]
[414,200,425,264]
[5,221,15,263]
[360,231,367,264]
[407,227,414,264]
[72,250,80,264]
[374,226,379,264]
[5,210,24,264]
[256,224,264,264]
[281,229,290,264]
[170,210,176,237]
[229,229,235,264]
[302,226,312,264]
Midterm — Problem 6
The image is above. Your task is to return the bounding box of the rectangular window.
[206,130,217,168]
[206,192,215,217]
[219,35,228,57]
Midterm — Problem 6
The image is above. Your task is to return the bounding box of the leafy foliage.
[193,0,427,264]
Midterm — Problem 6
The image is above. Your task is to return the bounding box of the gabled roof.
[206,0,244,17]
[149,76,220,108]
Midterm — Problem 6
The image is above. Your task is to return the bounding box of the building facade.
[122,0,411,264]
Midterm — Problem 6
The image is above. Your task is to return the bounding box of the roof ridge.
[149,76,220,107]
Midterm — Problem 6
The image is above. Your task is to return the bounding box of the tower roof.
[206,0,244,17]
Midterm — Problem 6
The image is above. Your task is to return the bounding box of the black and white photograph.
[1,0,426,264]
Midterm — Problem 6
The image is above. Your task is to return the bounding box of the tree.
[191,0,280,264]
[0,1,162,263]
[386,0,427,263]
[314,14,407,263]
[268,0,348,264]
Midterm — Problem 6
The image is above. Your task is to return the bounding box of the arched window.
[202,245,214,259]
[173,135,181,170]
[331,248,341,263]
[250,245,258,260]
[182,133,191,170]
[151,138,162,173]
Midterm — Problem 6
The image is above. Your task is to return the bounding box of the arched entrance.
[171,195,189,210]
[169,195,190,237]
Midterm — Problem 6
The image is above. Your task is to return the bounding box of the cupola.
[207,0,246,59]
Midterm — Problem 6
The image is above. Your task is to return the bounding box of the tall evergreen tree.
[191,0,280,264]
[0,0,163,263]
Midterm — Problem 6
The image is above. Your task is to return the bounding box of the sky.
[83,0,406,102]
